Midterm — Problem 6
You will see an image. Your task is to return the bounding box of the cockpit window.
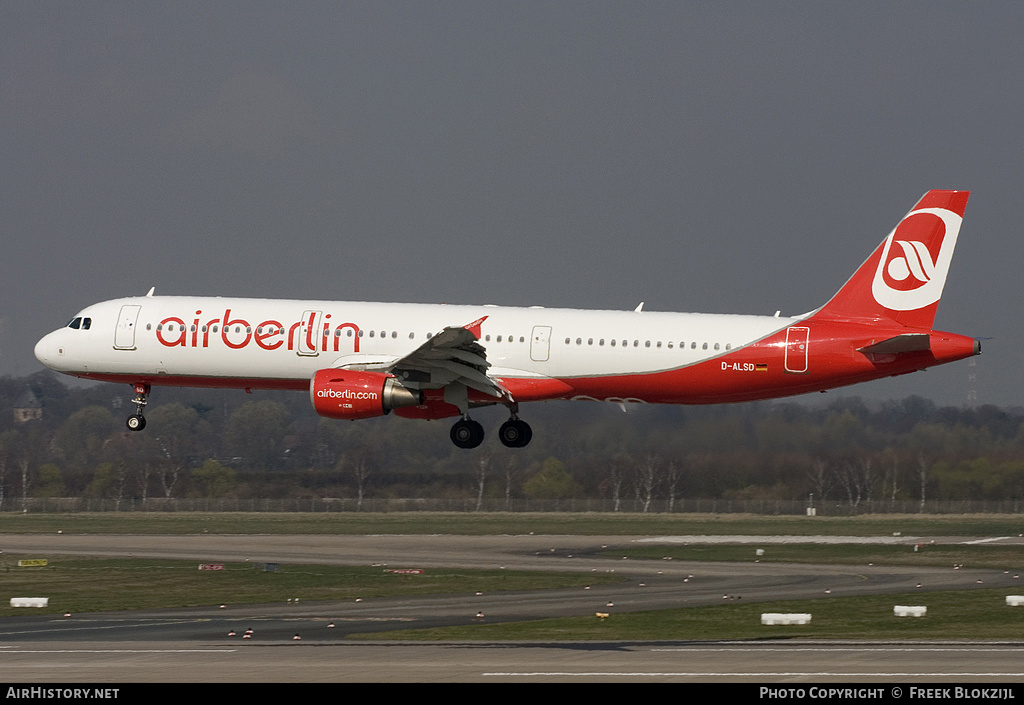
[66,317,92,330]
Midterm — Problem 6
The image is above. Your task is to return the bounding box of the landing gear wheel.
[126,382,150,432]
[450,418,485,449]
[498,418,532,448]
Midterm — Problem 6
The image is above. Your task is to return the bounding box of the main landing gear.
[498,416,532,448]
[126,383,149,432]
[450,416,485,449]
[449,414,532,449]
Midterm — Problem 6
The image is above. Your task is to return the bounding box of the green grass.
[0,555,622,617]
[354,588,1024,641]
[2,511,1023,536]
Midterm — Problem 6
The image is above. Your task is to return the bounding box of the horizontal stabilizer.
[857,333,931,355]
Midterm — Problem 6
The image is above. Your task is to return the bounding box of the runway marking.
[636,535,921,544]
[963,536,1013,544]
[0,649,238,653]
[0,619,201,637]
[652,647,1024,652]
[484,672,1024,677]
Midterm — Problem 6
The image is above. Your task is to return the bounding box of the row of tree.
[1,370,1024,508]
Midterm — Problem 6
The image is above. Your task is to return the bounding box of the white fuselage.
[35,295,794,391]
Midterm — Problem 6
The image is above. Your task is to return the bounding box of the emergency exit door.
[784,326,809,374]
[530,325,552,362]
[114,305,141,350]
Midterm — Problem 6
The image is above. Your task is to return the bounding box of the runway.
[3,642,1024,683]
[1,533,1022,682]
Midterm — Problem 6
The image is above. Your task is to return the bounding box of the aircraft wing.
[382,316,509,403]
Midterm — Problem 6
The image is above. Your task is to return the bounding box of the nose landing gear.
[126,383,149,432]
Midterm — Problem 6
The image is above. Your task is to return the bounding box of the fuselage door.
[114,305,142,350]
[297,310,322,356]
[530,325,552,362]
[784,326,810,373]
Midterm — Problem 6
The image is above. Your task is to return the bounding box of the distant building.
[13,388,42,424]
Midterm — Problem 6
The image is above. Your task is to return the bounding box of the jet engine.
[310,369,422,420]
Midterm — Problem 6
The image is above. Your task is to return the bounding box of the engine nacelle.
[310,369,422,420]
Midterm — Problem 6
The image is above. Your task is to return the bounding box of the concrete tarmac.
[1,533,1023,682]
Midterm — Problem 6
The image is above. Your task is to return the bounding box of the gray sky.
[3,2,1021,407]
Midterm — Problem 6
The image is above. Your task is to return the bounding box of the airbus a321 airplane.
[35,190,979,449]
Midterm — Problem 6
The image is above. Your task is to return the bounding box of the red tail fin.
[812,190,969,329]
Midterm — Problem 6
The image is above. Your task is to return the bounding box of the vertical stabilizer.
[812,190,969,329]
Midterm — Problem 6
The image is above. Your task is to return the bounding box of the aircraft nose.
[34,331,64,369]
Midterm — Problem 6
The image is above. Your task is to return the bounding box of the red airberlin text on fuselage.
[155,309,362,353]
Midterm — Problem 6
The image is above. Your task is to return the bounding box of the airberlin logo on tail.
[886,240,936,287]
[871,207,963,311]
